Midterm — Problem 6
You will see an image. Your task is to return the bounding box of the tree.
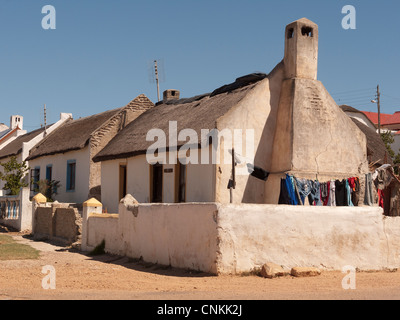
[381,131,395,160]
[380,131,400,174]
[0,156,30,196]
[36,179,61,202]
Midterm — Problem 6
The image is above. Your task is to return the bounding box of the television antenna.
[148,59,165,102]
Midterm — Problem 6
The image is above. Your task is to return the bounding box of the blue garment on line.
[285,174,298,205]
[346,179,354,207]
[295,177,312,205]
[310,180,323,206]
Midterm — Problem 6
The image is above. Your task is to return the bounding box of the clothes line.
[278,173,363,207]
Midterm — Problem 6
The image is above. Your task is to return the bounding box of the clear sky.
[1,0,399,130]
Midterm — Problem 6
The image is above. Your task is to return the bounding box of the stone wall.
[33,203,81,245]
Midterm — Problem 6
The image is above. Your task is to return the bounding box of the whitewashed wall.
[100,151,215,213]
[216,204,396,273]
[84,202,219,274]
[82,199,400,275]
[28,147,90,204]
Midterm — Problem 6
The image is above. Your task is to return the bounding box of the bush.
[88,240,106,256]
[0,156,29,195]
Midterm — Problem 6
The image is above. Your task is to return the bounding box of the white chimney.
[10,115,23,130]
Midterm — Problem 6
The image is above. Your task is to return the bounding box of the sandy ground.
[1,233,400,301]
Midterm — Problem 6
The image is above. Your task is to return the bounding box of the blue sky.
[1,0,399,130]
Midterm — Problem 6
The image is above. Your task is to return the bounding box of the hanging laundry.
[377,189,384,209]
[294,177,312,205]
[279,174,362,207]
[293,179,303,205]
[364,173,374,206]
[345,179,354,207]
[288,175,299,205]
[353,177,360,206]
[335,179,347,207]
[278,174,298,205]
[327,180,336,206]
[373,164,392,191]
[278,178,291,205]
[321,182,329,206]
[309,180,322,206]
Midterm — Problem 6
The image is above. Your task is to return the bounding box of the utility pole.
[154,60,160,102]
[44,104,47,136]
[377,85,381,135]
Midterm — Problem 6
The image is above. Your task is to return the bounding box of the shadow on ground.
[1,224,215,279]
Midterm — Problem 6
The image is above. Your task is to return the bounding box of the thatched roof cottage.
[26,95,154,203]
[93,18,370,212]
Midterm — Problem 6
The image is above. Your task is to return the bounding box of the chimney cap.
[163,89,180,102]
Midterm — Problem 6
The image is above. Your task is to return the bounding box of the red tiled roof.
[383,112,400,126]
[361,111,392,125]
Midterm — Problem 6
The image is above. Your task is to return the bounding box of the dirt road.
[1,234,400,301]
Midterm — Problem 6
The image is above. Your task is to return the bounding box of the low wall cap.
[83,198,102,208]
[32,193,47,204]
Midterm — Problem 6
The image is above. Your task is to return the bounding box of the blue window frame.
[46,165,52,182]
[46,164,57,195]
[30,167,40,191]
[66,160,76,192]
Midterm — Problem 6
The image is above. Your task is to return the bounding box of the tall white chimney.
[10,115,23,130]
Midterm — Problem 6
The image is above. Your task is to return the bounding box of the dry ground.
[1,231,400,301]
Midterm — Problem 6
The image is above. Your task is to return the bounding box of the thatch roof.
[0,127,46,161]
[26,108,123,161]
[350,118,393,166]
[340,105,362,114]
[26,95,154,161]
[339,105,377,129]
[93,72,269,163]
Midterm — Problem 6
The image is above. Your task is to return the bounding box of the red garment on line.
[348,177,356,191]
[378,189,384,209]
[323,181,330,206]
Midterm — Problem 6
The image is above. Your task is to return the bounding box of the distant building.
[26,95,154,203]
[358,109,400,156]
[340,105,377,131]
[0,115,25,149]
[0,113,71,195]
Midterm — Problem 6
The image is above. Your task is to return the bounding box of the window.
[66,160,76,192]
[46,165,52,182]
[150,164,163,203]
[119,164,127,201]
[30,167,40,191]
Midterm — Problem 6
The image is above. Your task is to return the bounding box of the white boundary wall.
[216,204,400,273]
[82,199,400,275]
[0,188,32,231]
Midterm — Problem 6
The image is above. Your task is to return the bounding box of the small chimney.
[10,115,23,130]
[163,89,180,103]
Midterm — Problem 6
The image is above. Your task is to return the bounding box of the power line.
[381,93,400,103]
[330,87,375,96]
[331,92,374,98]
[335,98,372,104]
